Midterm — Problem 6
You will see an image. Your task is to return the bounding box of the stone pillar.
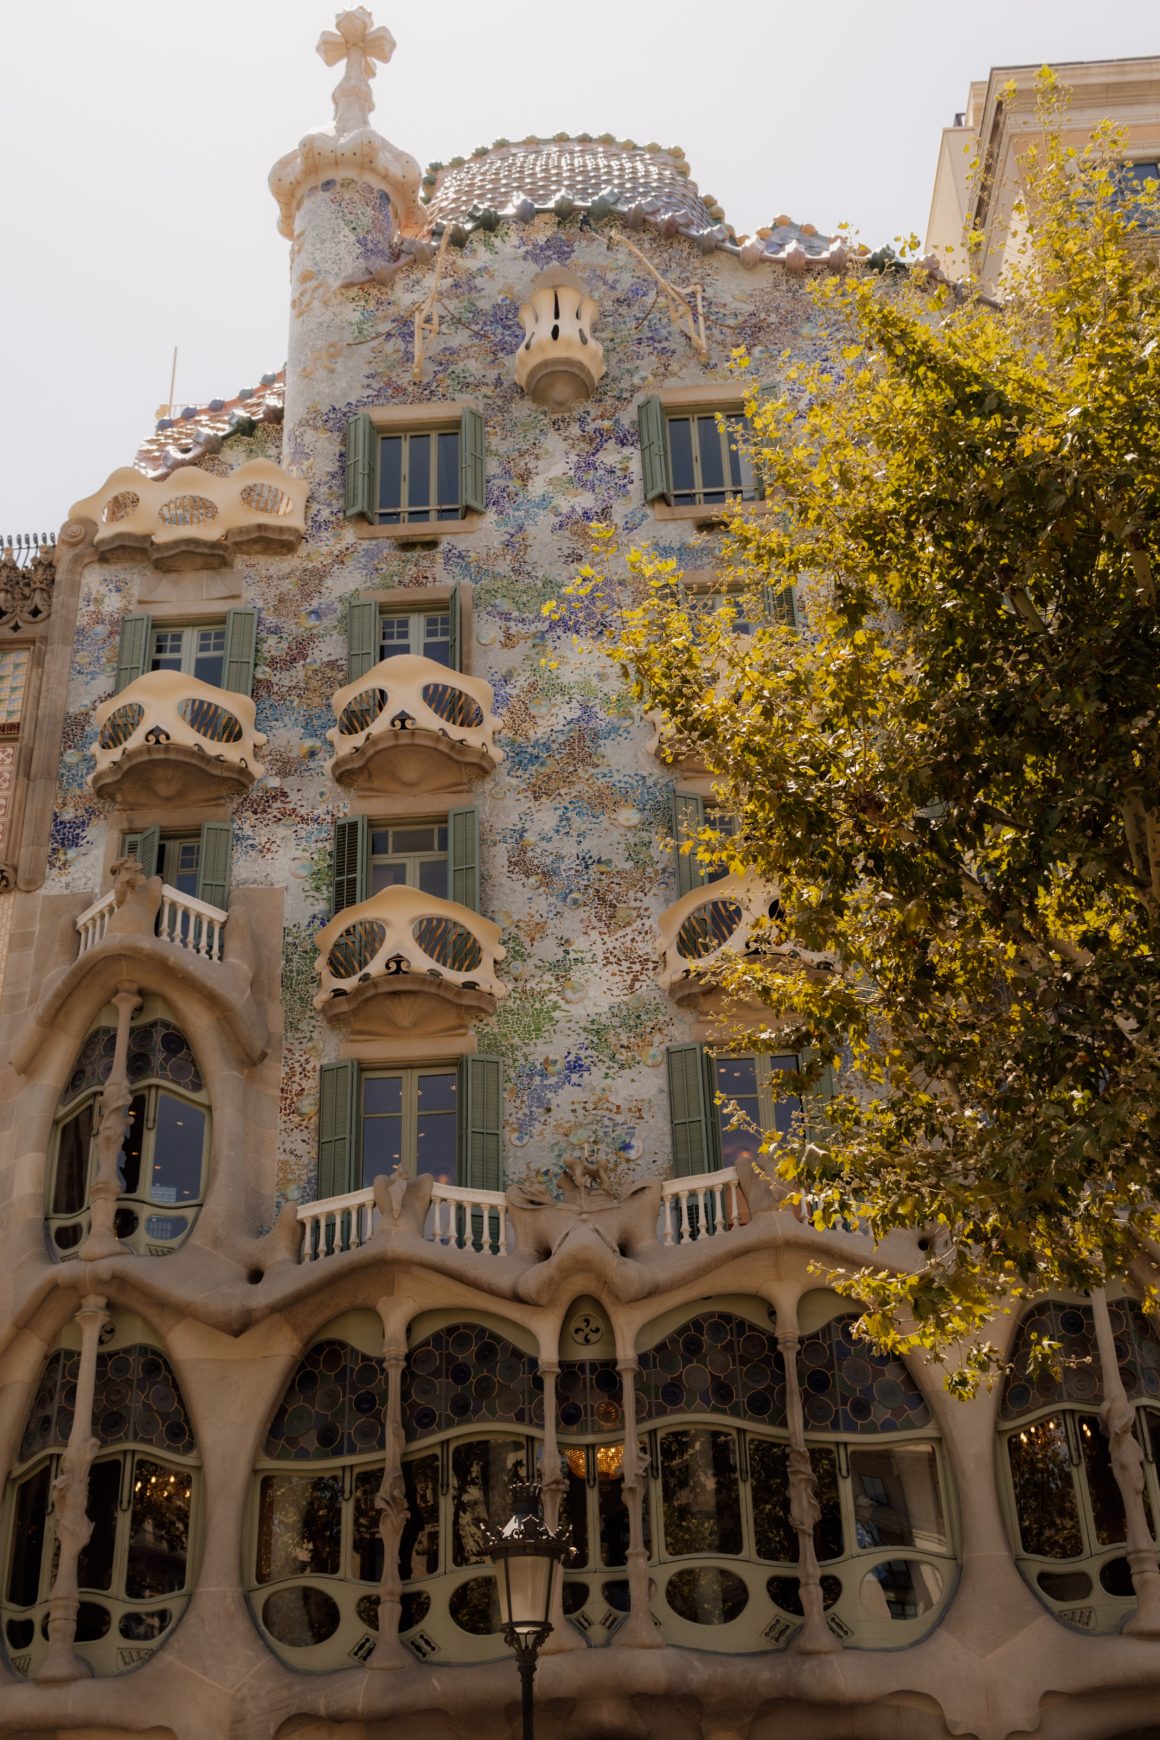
[368,1306,412,1669]
[1091,1287,1160,1637]
[777,1309,840,1655]
[538,1361,583,1654]
[38,1294,109,1681]
[616,1355,662,1648]
[80,984,140,1260]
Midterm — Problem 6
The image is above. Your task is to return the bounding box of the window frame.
[374,424,462,526]
[359,1063,460,1189]
[148,620,228,687]
[664,409,756,510]
[367,818,450,900]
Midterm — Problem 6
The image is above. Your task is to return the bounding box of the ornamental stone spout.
[515,267,606,409]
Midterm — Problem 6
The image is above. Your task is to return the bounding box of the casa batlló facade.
[0,14,1157,1740]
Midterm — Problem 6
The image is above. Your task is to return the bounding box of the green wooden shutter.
[801,1050,836,1142]
[121,826,160,879]
[317,1061,359,1200]
[449,806,480,912]
[762,582,797,629]
[222,608,258,695]
[672,788,707,897]
[347,598,380,682]
[638,397,671,505]
[459,408,486,515]
[331,815,368,916]
[196,822,233,911]
[448,584,462,673]
[345,413,376,520]
[667,1044,714,1176]
[459,1054,504,1192]
[115,615,152,694]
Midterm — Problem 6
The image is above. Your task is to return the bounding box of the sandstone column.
[38,1294,109,1681]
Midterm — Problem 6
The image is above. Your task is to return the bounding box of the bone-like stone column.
[777,1308,840,1655]
[1091,1287,1160,1637]
[368,1305,412,1669]
[37,1294,109,1681]
[80,983,140,1260]
[616,1355,662,1648]
[538,1360,583,1654]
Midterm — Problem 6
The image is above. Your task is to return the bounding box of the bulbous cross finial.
[316,7,396,136]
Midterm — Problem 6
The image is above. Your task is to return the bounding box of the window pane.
[418,1071,457,1115]
[378,436,403,518]
[660,1427,742,1556]
[749,1438,794,1561]
[696,415,727,501]
[723,416,754,497]
[126,1459,192,1597]
[370,860,408,894]
[0,648,29,724]
[1007,1417,1084,1557]
[415,1107,456,1186]
[767,1055,803,1139]
[1078,1413,1129,1546]
[451,1437,526,1566]
[256,1474,342,1582]
[192,627,226,689]
[352,1470,384,1583]
[363,1076,403,1116]
[851,1444,947,1553]
[7,1462,51,1605]
[392,826,441,855]
[418,858,449,899]
[562,1451,590,1568]
[667,417,695,501]
[118,1092,148,1195]
[407,433,432,519]
[596,1441,646,1566]
[713,1057,761,1171]
[53,1103,93,1216]
[151,630,184,673]
[436,432,460,519]
[422,613,452,664]
[77,1458,121,1591]
[167,839,201,898]
[149,1095,205,1205]
[380,614,412,655]
[400,1453,441,1580]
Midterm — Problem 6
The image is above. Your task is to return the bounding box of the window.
[344,408,486,526]
[330,809,476,916]
[46,1013,210,1258]
[113,609,257,697]
[120,822,232,912]
[638,397,760,510]
[380,609,451,665]
[316,1054,502,1203]
[0,647,30,738]
[345,590,461,681]
[2,1330,198,1677]
[666,1044,822,1177]
[671,788,742,896]
[688,582,795,632]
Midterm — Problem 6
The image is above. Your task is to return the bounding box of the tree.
[560,80,1160,1388]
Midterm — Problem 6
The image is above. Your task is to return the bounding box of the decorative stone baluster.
[38,1294,109,1681]
[617,1356,662,1647]
[80,984,140,1260]
[777,1313,840,1655]
[1091,1287,1160,1636]
[369,1310,412,1669]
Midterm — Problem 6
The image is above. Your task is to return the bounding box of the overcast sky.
[2,0,1157,535]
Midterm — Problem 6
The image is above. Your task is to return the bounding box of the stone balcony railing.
[76,882,229,963]
[90,670,267,806]
[326,655,503,797]
[70,459,307,570]
[660,1166,744,1244]
[313,883,507,1037]
[658,873,782,1005]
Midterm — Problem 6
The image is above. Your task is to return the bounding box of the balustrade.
[660,1166,743,1245]
[70,459,306,568]
[296,1181,509,1263]
[75,883,228,962]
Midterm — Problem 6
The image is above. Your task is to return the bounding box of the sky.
[2,0,1158,534]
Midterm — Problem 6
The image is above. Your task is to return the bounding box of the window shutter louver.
[345,413,376,521]
[638,397,671,504]
[331,815,368,916]
[448,584,462,673]
[222,608,258,695]
[666,1044,714,1176]
[122,826,160,879]
[347,598,379,682]
[802,1049,836,1144]
[672,788,707,897]
[459,408,486,514]
[196,823,233,912]
[448,806,480,912]
[317,1061,358,1200]
[460,1054,504,1192]
[761,582,797,629]
[114,615,152,694]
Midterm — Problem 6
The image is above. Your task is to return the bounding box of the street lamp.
[486,1480,571,1740]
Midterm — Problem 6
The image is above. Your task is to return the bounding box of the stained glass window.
[402,1325,541,1442]
[636,1311,788,1427]
[58,1021,203,1107]
[1001,1299,1160,1421]
[263,1341,387,1461]
[556,1359,623,1436]
[796,1315,930,1433]
[19,1346,194,1463]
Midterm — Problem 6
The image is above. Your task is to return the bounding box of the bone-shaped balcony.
[658,874,783,1007]
[90,670,267,806]
[71,459,306,570]
[326,655,503,797]
[313,884,507,1037]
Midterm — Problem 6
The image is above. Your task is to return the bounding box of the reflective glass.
[451,1437,525,1567]
[117,1093,148,1196]
[859,1558,942,1619]
[256,1474,342,1583]
[562,1453,590,1567]
[150,1095,205,1205]
[151,630,184,673]
[665,1564,748,1624]
[126,1460,191,1597]
[192,627,226,688]
[400,1453,440,1579]
[52,1103,92,1216]
[166,839,201,898]
[1007,1417,1084,1557]
[7,1463,51,1605]
[77,1459,121,1591]
[713,1057,761,1171]
[262,1584,340,1646]
[416,1071,457,1185]
[723,415,755,495]
[850,1444,947,1554]
[436,432,460,520]
[422,612,452,664]
[667,417,696,501]
[418,858,449,898]
[695,415,727,500]
[660,1427,742,1557]
[1077,1413,1129,1546]
[380,612,412,653]
[378,436,403,520]
[750,1439,843,1563]
[598,1442,642,1566]
[352,1470,384,1583]
[363,1076,403,1116]
[408,433,432,518]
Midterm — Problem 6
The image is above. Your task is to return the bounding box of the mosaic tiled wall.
[47,195,834,1210]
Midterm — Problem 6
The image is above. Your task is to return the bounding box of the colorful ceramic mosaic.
[18,1346,195,1464]
[636,1312,788,1427]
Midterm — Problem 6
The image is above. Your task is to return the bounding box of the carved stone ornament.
[0,539,55,632]
[515,266,606,409]
[268,8,424,237]
[90,669,267,807]
[69,461,306,570]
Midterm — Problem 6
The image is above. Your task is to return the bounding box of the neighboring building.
[925,55,1160,290]
[0,14,1158,1740]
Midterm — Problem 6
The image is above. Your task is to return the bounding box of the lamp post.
[486,1480,571,1740]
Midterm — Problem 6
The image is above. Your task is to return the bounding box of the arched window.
[999,1297,1160,1632]
[46,1001,209,1259]
[0,1316,199,1678]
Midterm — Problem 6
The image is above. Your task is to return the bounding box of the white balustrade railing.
[428,1182,509,1255]
[298,1186,378,1263]
[660,1166,743,1245]
[75,883,228,961]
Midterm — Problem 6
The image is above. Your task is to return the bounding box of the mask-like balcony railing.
[658,873,783,1006]
[326,655,503,797]
[70,459,307,570]
[297,1180,510,1263]
[76,882,228,963]
[313,884,507,1037]
[90,670,267,806]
